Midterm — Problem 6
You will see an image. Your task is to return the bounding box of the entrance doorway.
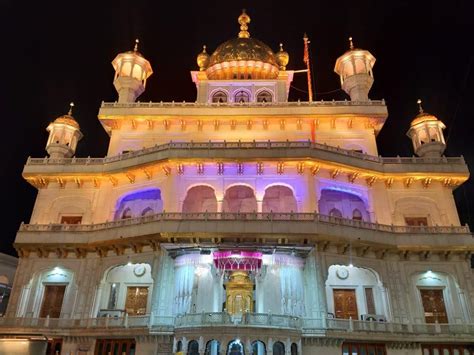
[40,285,66,318]
[227,339,244,355]
[125,287,149,315]
[420,289,448,323]
[333,289,358,319]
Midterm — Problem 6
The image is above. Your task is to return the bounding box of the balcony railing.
[19,212,470,234]
[1,314,473,337]
[100,99,386,109]
[25,140,465,167]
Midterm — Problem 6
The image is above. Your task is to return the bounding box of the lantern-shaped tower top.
[111,39,153,103]
[46,102,83,158]
[406,99,446,157]
[334,37,376,101]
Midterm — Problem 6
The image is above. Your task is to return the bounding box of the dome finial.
[197,44,210,71]
[417,99,424,113]
[134,38,139,52]
[349,36,354,50]
[238,9,251,38]
[68,102,74,116]
[276,43,289,71]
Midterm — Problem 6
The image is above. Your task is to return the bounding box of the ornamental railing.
[25,140,465,166]
[0,314,473,336]
[19,212,470,234]
[100,99,386,109]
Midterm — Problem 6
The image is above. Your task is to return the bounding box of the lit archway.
[205,340,221,355]
[227,339,244,355]
[263,185,297,213]
[223,185,257,213]
[319,189,369,221]
[114,188,163,220]
[252,340,266,355]
[182,185,218,213]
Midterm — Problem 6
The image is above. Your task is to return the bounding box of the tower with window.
[45,103,83,158]
[334,37,376,102]
[406,99,447,157]
[112,39,153,103]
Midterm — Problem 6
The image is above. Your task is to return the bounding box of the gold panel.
[225,271,254,315]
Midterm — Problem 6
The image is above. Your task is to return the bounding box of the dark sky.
[1,0,473,256]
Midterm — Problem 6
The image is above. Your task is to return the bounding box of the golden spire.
[238,9,251,38]
[349,36,354,50]
[417,99,424,113]
[197,45,210,71]
[68,102,74,116]
[276,43,289,71]
[134,38,139,52]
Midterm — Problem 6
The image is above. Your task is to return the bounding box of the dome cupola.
[205,10,280,80]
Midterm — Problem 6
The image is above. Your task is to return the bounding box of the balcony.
[0,314,472,341]
[16,212,471,251]
[23,140,468,177]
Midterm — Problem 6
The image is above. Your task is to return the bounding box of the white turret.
[46,103,83,158]
[406,99,446,157]
[112,39,153,103]
[334,37,376,102]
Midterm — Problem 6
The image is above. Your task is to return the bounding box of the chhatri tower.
[1,10,473,355]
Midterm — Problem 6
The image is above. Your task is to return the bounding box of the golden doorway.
[125,286,148,315]
[225,271,254,315]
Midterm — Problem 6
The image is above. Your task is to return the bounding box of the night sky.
[1,0,473,256]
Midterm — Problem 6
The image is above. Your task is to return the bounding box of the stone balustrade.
[19,212,470,235]
[0,313,472,338]
[25,140,465,167]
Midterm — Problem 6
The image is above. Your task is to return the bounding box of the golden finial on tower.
[134,39,139,52]
[68,102,74,116]
[238,9,251,38]
[417,99,424,113]
[349,37,354,50]
[197,44,210,71]
[276,43,289,71]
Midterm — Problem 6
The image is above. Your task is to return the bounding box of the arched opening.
[262,185,297,213]
[234,90,250,103]
[319,189,369,221]
[352,209,362,221]
[291,343,298,355]
[205,340,221,355]
[326,265,387,321]
[176,341,183,352]
[227,339,244,355]
[273,342,285,355]
[114,189,163,220]
[182,186,218,213]
[252,340,266,355]
[222,185,257,213]
[97,263,153,317]
[141,207,154,216]
[188,340,199,355]
[121,208,132,219]
[329,208,342,218]
[256,90,272,103]
[212,91,228,103]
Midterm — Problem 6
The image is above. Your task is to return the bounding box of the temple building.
[1,10,473,355]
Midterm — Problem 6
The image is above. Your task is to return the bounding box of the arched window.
[262,185,297,213]
[223,185,257,213]
[212,91,228,103]
[273,342,285,355]
[176,341,183,352]
[205,340,220,355]
[291,343,298,355]
[188,340,199,355]
[235,90,250,103]
[121,208,132,219]
[182,186,218,213]
[257,90,272,103]
[227,340,244,355]
[329,208,342,218]
[252,340,266,355]
[141,207,154,216]
[352,209,362,221]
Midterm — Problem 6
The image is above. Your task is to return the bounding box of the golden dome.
[205,10,279,80]
[276,43,289,70]
[410,112,439,127]
[53,115,80,129]
[197,45,210,71]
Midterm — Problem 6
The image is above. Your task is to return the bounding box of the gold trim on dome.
[53,115,80,129]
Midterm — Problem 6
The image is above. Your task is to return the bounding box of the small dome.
[53,115,80,130]
[197,45,210,71]
[276,43,289,70]
[410,112,439,127]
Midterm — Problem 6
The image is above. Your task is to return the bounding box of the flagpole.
[303,33,313,102]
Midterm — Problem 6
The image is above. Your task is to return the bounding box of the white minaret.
[112,39,153,103]
[334,37,376,102]
[406,99,446,157]
[46,102,83,158]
